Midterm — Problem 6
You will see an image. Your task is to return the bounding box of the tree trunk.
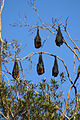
[0,14,2,81]
[0,0,4,81]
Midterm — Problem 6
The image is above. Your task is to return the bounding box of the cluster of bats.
[13,26,79,79]
[34,26,63,76]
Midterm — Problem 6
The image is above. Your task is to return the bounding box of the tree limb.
[64,39,80,61]
[0,111,8,120]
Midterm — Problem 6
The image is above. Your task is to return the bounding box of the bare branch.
[66,30,80,53]
[0,0,5,81]
[62,84,73,120]
[19,60,25,80]
[19,51,77,94]
[62,72,79,120]
[56,106,70,120]
[24,81,70,120]
[70,96,80,119]
[65,16,69,28]
[0,0,4,14]
[0,111,8,120]
[2,71,10,84]
[64,39,80,61]
[33,0,44,25]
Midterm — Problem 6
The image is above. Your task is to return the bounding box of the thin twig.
[19,61,25,81]
[18,51,77,99]
[64,39,80,61]
[66,30,80,53]
[74,48,76,73]
[0,111,8,120]
[62,72,79,120]
[2,71,10,84]
[24,81,70,120]
[55,106,70,120]
[0,0,4,14]
[62,84,73,120]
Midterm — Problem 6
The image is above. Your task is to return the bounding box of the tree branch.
[65,30,80,53]
[0,0,4,14]
[62,72,79,120]
[62,84,73,120]
[0,111,8,120]
[64,39,80,61]
[18,51,77,96]
[0,0,5,81]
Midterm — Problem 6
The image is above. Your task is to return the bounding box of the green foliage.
[0,78,79,119]
[0,6,79,120]
[0,79,64,119]
[1,36,79,120]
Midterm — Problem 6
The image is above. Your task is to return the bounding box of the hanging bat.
[12,59,19,79]
[37,53,45,75]
[55,26,63,47]
[34,28,41,48]
[52,56,59,77]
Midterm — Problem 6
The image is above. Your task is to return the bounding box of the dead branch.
[64,39,80,61]
[62,72,80,120]
[62,84,73,120]
[65,30,80,53]
[0,0,4,14]
[19,51,77,96]
[0,111,8,120]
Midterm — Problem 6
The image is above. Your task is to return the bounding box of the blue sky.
[1,0,80,100]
